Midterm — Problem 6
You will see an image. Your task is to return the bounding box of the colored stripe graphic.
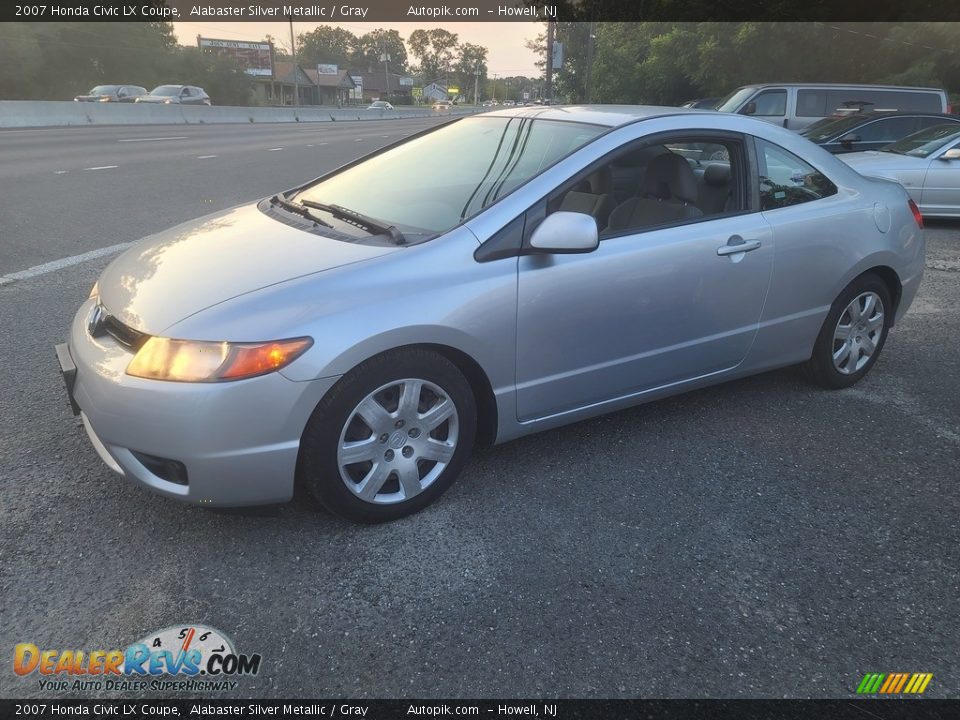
[857,672,932,694]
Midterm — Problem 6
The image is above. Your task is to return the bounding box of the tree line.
[0,23,255,105]
[541,22,960,106]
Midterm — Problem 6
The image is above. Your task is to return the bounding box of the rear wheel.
[803,273,891,389]
[299,349,476,523]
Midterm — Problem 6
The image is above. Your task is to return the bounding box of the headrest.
[642,152,699,204]
[586,166,613,194]
[703,163,731,187]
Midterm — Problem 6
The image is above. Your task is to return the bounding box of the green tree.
[352,29,407,74]
[408,28,459,83]
[296,25,355,69]
[454,43,488,103]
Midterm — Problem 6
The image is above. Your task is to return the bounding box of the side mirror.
[939,148,960,161]
[528,212,599,254]
[839,133,860,146]
[740,101,757,116]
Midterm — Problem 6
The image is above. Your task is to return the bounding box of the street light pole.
[381,39,390,103]
[289,16,298,107]
[474,63,480,106]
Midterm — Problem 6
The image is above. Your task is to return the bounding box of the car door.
[742,88,789,128]
[920,139,960,215]
[179,87,192,104]
[514,135,774,422]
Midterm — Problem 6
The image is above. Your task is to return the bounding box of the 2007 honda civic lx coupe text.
[57,106,925,522]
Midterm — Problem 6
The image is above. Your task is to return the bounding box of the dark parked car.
[800,111,960,154]
[74,85,147,103]
[135,85,211,106]
[681,97,721,110]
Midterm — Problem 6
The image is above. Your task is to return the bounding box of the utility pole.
[585,21,596,104]
[474,63,480,106]
[381,39,390,103]
[545,19,554,102]
[289,16,298,107]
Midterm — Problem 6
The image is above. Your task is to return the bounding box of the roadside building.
[357,72,414,104]
[422,82,450,103]
[253,61,316,106]
[304,68,356,106]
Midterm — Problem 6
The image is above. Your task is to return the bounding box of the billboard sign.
[198,37,273,77]
[317,64,338,75]
[351,75,363,100]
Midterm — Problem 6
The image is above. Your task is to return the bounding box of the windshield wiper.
[269,195,334,228]
[298,199,407,245]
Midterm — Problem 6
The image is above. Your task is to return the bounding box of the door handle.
[717,237,762,256]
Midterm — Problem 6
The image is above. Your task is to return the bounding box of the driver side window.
[544,135,748,238]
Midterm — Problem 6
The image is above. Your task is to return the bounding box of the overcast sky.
[172,21,542,77]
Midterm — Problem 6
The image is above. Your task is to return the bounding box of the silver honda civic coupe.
[57,106,925,523]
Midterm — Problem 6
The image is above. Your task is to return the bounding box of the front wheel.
[803,273,892,389]
[298,349,477,523]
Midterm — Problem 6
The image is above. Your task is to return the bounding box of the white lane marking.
[196,154,217,159]
[381,135,390,138]
[316,142,328,146]
[267,147,283,151]
[54,170,68,175]
[0,243,132,286]
[117,136,189,143]
[85,165,118,170]
[354,138,364,142]
[306,144,313,147]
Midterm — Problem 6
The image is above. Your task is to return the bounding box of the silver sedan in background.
[57,107,925,522]
[840,124,960,217]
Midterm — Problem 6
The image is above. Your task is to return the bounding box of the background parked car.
[716,84,950,131]
[74,85,147,103]
[841,123,960,217]
[366,101,394,111]
[801,111,960,154]
[432,100,452,111]
[135,85,211,105]
[681,97,721,109]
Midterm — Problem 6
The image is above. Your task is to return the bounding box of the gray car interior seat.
[698,163,733,215]
[559,166,616,229]
[607,153,703,232]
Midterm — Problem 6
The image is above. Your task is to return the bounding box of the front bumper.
[58,298,339,507]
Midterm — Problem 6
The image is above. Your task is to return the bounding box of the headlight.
[99,96,111,102]
[89,281,99,299]
[164,99,172,104]
[126,337,312,382]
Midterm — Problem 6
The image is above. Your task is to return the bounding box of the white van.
[716,83,951,131]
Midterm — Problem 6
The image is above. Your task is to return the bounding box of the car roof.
[732,83,944,92]
[827,110,959,120]
[479,104,708,128]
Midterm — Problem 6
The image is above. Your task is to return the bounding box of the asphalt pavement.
[1,119,958,700]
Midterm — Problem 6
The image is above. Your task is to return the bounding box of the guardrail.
[0,101,483,129]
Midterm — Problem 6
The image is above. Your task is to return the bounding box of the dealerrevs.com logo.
[13,624,262,693]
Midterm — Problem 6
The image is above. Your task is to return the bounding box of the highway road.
[1,119,959,699]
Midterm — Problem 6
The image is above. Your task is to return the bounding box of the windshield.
[716,87,757,113]
[370,101,388,107]
[88,85,118,95]
[293,116,604,235]
[150,85,182,96]
[800,115,869,141]
[882,124,960,157]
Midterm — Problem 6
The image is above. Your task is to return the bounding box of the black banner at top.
[2,699,960,720]
[4,0,960,22]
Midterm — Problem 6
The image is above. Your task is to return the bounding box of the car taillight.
[908,199,923,229]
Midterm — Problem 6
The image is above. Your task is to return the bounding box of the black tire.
[802,273,892,389]
[298,348,477,523]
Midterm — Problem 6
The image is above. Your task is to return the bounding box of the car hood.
[98,202,400,334]
[137,95,177,103]
[839,151,920,174]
